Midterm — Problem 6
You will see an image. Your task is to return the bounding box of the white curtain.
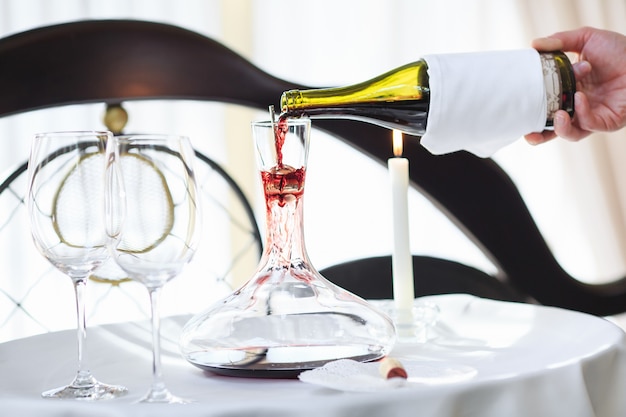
[503,0,626,283]
[250,0,626,285]
[1,0,625,336]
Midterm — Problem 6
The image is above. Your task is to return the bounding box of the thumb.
[531,37,564,51]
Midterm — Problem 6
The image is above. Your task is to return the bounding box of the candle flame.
[392,130,403,157]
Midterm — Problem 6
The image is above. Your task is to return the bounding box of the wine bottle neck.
[280,60,429,115]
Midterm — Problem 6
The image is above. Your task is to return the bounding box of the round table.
[1,294,624,417]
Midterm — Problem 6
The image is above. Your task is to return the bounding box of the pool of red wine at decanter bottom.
[187,345,383,379]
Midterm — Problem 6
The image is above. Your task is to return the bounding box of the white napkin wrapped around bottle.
[420,49,547,157]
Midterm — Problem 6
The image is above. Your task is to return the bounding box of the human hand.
[525,27,626,145]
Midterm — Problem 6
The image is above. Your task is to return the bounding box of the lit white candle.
[389,130,414,313]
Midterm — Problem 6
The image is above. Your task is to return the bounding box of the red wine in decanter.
[262,115,306,207]
[261,166,305,206]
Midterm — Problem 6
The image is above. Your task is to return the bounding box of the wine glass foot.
[138,387,189,404]
[42,381,128,401]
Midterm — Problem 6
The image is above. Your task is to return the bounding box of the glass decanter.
[180,117,396,378]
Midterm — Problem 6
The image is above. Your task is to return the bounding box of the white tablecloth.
[1,294,625,417]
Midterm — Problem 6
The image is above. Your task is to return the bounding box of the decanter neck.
[263,193,308,268]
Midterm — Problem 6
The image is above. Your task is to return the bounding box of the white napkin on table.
[421,49,546,157]
[298,358,477,392]
[298,359,407,392]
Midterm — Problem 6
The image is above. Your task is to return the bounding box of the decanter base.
[186,346,384,379]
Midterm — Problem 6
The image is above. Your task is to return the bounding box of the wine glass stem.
[148,286,166,395]
[72,277,96,387]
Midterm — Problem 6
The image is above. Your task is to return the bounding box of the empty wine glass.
[27,131,128,400]
[106,134,200,403]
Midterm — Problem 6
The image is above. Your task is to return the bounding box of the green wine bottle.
[280,50,575,156]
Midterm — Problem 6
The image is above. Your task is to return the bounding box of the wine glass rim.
[115,133,190,141]
[33,130,113,138]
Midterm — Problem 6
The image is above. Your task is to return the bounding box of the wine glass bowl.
[27,131,127,400]
[106,134,200,403]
